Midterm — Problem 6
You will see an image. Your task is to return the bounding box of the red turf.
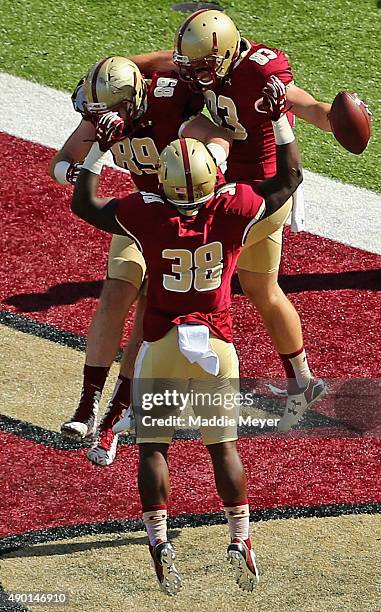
[1,132,381,539]
[1,132,380,378]
[0,431,380,537]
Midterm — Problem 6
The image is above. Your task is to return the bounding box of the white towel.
[178,324,220,376]
[291,185,305,232]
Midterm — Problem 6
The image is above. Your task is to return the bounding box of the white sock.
[143,508,168,546]
[289,350,312,389]
[224,503,250,541]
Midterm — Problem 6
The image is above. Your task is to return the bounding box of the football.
[328,91,371,154]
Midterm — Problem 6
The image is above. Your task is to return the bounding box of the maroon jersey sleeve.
[217,183,266,245]
[114,191,164,247]
[150,71,204,120]
[248,44,294,86]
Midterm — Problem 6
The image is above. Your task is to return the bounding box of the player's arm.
[256,77,303,214]
[69,138,126,235]
[71,164,126,235]
[130,50,175,76]
[49,119,96,183]
[265,49,331,131]
[259,124,302,215]
[49,75,100,184]
[286,84,332,131]
[180,114,233,167]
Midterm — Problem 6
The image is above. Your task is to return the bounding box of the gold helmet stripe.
[90,57,110,103]
[177,8,208,55]
[179,138,195,202]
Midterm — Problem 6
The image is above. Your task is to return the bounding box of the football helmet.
[173,9,240,91]
[158,138,217,213]
[82,56,147,128]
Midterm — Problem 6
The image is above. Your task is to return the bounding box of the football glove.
[259,75,287,121]
[66,161,84,184]
[95,111,126,152]
[53,160,84,185]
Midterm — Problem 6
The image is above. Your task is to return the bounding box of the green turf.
[0,0,379,191]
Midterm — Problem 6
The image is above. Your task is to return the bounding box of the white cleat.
[278,378,328,432]
[87,429,119,467]
[60,390,100,440]
[149,541,182,597]
[227,538,259,592]
[112,406,136,435]
[61,421,91,439]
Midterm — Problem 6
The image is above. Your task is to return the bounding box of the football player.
[50,56,231,465]
[69,78,302,594]
[133,9,335,430]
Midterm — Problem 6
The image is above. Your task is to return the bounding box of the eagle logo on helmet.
[82,56,147,128]
[173,9,241,91]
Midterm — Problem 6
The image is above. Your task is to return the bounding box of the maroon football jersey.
[110,71,204,192]
[203,40,294,182]
[115,183,265,342]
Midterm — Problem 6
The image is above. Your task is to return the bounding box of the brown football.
[329,91,371,154]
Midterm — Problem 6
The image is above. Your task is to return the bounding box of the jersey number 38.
[162,242,223,292]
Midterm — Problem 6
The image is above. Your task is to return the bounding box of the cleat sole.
[160,548,182,596]
[228,549,259,592]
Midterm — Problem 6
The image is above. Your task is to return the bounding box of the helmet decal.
[82,57,147,130]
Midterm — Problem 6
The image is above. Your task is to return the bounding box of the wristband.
[272,115,295,145]
[53,160,71,185]
[206,142,228,167]
[82,142,107,175]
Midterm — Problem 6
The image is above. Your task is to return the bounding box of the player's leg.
[237,201,326,431]
[238,266,304,354]
[60,278,138,440]
[138,442,181,597]
[207,440,259,591]
[96,290,147,445]
[134,330,186,596]
[193,339,259,591]
[86,292,145,465]
[85,237,147,464]
[61,236,145,444]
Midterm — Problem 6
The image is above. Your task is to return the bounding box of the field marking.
[1,71,380,254]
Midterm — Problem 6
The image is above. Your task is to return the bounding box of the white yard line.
[1,71,380,255]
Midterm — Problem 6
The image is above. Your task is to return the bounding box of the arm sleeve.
[220,184,265,246]
[259,48,294,86]
[114,192,156,251]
